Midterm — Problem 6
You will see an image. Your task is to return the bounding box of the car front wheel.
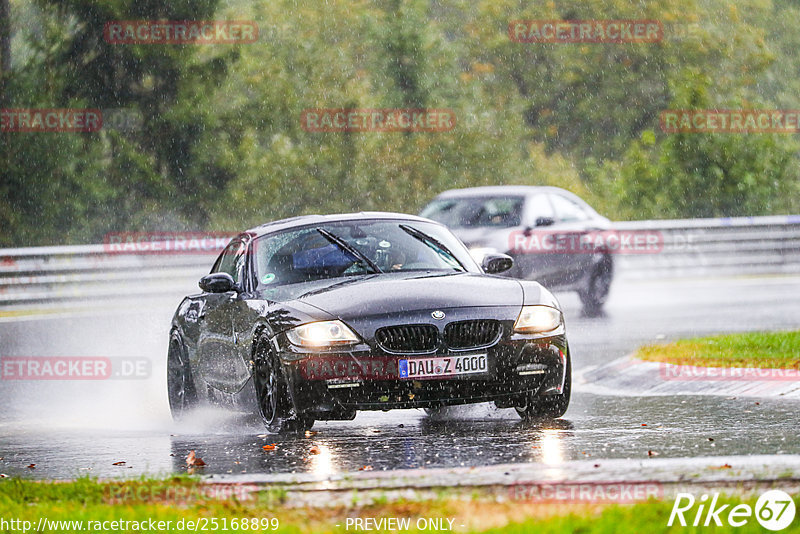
[515,356,571,419]
[167,334,197,420]
[253,334,314,433]
[579,256,613,315]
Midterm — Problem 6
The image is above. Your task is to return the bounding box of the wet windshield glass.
[420,197,525,228]
[253,220,479,287]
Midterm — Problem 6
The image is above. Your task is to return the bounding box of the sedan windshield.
[420,196,524,228]
[253,220,479,288]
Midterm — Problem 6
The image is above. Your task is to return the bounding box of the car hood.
[257,271,525,320]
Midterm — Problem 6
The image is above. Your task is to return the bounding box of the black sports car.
[168,212,571,432]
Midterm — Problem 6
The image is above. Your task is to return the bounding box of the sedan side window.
[526,194,555,225]
[212,239,247,284]
[549,194,589,223]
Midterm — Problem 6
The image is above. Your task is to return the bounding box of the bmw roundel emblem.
[431,310,445,320]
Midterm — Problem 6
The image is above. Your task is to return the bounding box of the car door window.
[549,194,589,223]
[212,239,247,285]
[526,194,555,225]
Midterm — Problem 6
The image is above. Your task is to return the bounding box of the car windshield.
[420,196,524,228]
[252,220,479,288]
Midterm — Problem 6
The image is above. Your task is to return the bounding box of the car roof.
[432,185,571,198]
[243,211,438,238]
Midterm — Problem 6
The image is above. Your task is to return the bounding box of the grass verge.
[0,477,798,532]
[635,330,800,369]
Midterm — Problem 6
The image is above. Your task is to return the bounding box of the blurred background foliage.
[1,0,799,246]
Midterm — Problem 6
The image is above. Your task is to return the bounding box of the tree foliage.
[2,0,799,246]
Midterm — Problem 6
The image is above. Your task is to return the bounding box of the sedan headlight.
[286,320,360,348]
[514,305,564,335]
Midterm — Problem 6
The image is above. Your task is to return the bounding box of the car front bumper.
[276,334,569,417]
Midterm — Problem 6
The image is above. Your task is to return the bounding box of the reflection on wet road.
[1,275,799,479]
[2,393,798,479]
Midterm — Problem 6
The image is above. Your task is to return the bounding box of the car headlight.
[514,305,564,335]
[285,320,360,348]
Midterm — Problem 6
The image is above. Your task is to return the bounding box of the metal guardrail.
[0,215,798,307]
[613,215,800,278]
[0,243,212,307]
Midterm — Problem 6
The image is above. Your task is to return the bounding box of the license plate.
[398,353,488,379]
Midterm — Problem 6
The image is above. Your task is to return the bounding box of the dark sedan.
[420,186,614,314]
[168,212,571,432]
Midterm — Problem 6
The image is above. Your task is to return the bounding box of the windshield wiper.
[399,224,466,272]
[317,228,383,274]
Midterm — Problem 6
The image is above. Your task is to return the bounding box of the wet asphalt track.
[0,274,799,480]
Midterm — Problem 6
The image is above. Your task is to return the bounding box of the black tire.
[579,256,613,315]
[253,334,313,433]
[515,356,571,420]
[167,334,197,420]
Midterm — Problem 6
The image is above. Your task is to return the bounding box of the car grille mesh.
[375,320,503,353]
[375,324,439,353]
[444,320,502,350]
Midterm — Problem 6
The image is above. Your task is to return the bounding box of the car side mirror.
[481,253,514,274]
[535,216,555,227]
[199,273,238,293]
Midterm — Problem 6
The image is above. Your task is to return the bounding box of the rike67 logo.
[669,491,796,531]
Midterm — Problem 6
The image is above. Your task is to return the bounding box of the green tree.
[1,0,239,245]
